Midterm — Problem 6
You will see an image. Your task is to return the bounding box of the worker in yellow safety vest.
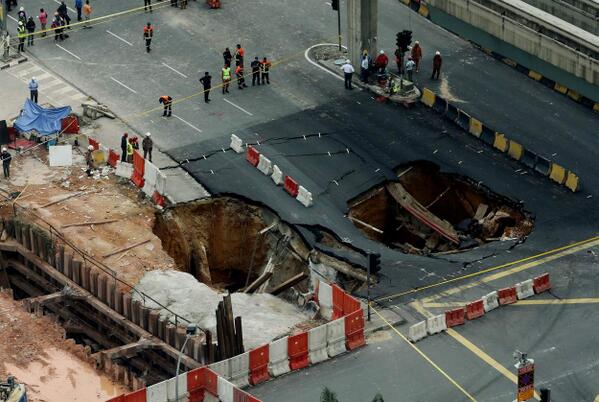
[17,22,26,53]
[221,64,231,94]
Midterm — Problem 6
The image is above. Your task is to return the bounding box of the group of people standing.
[220,45,272,94]
[13,0,93,52]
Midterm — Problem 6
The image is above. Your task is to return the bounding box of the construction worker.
[120,133,128,162]
[260,57,271,85]
[221,64,231,94]
[126,138,134,162]
[394,47,402,75]
[29,77,38,103]
[223,47,232,67]
[85,145,94,176]
[17,7,27,25]
[431,51,442,80]
[17,22,26,53]
[405,56,416,82]
[1,148,12,179]
[374,50,388,74]
[199,71,212,103]
[159,95,172,117]
[360,50,370,83]
[250,57,261,86]
[143,22,153,52]
[142,132,153,161]
[26,17,36,46]
[235,63,247,90]
[82,0,92,28]
[340,59,354,90]
[144,0,152,12]
[234,44,244,66]
[411,41,422,73]
[57,1,71,29]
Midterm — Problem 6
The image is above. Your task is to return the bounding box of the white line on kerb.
[56,44,82,60]
[173,115,202,133]
[223,99,253,116]
[162,62,188,78]
[7,14,18,22]
[53,0,77,13]
[304,43,347,81]
[106,30,133,46]
[110,76,137,93]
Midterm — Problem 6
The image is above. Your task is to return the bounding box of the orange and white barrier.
[317,280,333,320]
[516,279,535,299]
[257,154,273,176]
[408,320,427,342]
[115,161,133,179]
[308,325,328,364]
[229,351,250,388]
[325,318,347,357]
[230,134,244,154]
[271,165,284,186]
[268,336,290,377]
[482,291,499,312]
[426,314,447,335]
[297,185,314,208]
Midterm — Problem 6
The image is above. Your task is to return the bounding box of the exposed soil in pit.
[153,197,310,293]
[348,161,533,254]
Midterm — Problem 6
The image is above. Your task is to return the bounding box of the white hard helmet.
[146,132,151,137]
[19,6,24,11]
[31,76,36,81]
[18,21,23,26]
[379,50,384,54]
[436,51,441,55]
[345,59,351,64]
[2,148,7,152]
[415,41,419,45]
[88,145,94,150]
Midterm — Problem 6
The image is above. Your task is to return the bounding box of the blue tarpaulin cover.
[13,99,72,135]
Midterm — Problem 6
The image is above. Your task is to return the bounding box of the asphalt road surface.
[4,0,599,400]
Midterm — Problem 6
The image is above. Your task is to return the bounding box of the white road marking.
[110,76,137,93]
[223,99,253,116]
[304,43,347,81]
[53,0,77,13]
[53,85,78,95]
[35,72,53,81]
[162,62,188,78]
[7,14,18,22]
[41,80,64,89]
[173,114,203,133]
[56,44,81,60]
[106,30,133,46]
[14,66,41,78]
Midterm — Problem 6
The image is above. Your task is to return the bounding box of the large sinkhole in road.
[348,161,534,254]
[153,197,307,292]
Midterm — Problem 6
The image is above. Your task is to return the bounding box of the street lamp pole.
[175,323,198,402]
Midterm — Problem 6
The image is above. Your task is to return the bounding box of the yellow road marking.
[423,298,599,308]
[371,306,477,402]
[446,329,540,401]
[376,235,599,303]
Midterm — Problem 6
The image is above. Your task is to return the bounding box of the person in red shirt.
[432,51,442,80]
[411,41,423,73]
[374,50,388,74]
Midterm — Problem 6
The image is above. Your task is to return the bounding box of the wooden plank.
[102,239,151,259]
[269,272,308,295]
[62,219,118,229]
[234,316,244,354]
[346,215,384,234]
[243,271,273,294]
[223,294,236,358]
[386,182,460,244]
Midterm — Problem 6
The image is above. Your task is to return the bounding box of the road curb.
[397,0,599,113]
[420,88,581,192]
[0,55,28,71]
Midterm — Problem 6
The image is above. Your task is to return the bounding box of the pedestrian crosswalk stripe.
[52,85,79,95]
[41,80,64,90]
[35,72,53,82]
[14,66,41,78]
[70,92,88,100]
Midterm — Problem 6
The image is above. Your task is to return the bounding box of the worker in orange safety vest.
[143,22,153,52]
[159,95,172,117]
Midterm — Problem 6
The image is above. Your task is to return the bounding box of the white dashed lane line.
[162,62,188,79]
[172,114,203,133]
[106,30,133,46]
[110,76,137,93]
[56,44,82,60]
[223,98,253,116]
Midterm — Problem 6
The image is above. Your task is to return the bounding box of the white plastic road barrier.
[308,324,329,365]
[297,185,314,208]
[268,336,290,377]
[318,280,333,320]
[155,171,167,195]
[408,321,427,342]
[146,379,167,402]
[483,291,499,312]
[426,314,447,335]
[271,164,284,186]
[115,161,133,178]
[142,181,155,197]
[217,376,235,402]
[229,351,250,388]
[144,159,159,187]
[516,279,535,299]
[257,154,273,176]
[166,373,187,402]
[230,134,244,154]
[209,359,231,379]
[326,318,347,358]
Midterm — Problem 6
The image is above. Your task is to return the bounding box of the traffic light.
[368,253,381,273]
[332,0,339,11]
[396,30,413,53]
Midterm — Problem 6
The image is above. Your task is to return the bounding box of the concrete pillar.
[122,293,132,320]
[98,275,108,304]
[72,260,81,286]
[148,310,159,335]
[158,318,167,340]
[63,253,73,279]
[90,271,99,297]
[166,324,177,347]
[114,290,124,315]
[107,283,116,309]
[347,0,378,66]
[131,300,141,325]
[81,265,91,291]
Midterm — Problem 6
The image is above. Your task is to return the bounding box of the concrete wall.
[520,0,598,34]
[425,0,599,89]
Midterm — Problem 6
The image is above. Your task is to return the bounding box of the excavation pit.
[347,161,533,254]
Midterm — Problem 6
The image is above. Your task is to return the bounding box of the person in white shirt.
[405,56,416,82]
[360,50,370,83]
[341,59,355,90]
